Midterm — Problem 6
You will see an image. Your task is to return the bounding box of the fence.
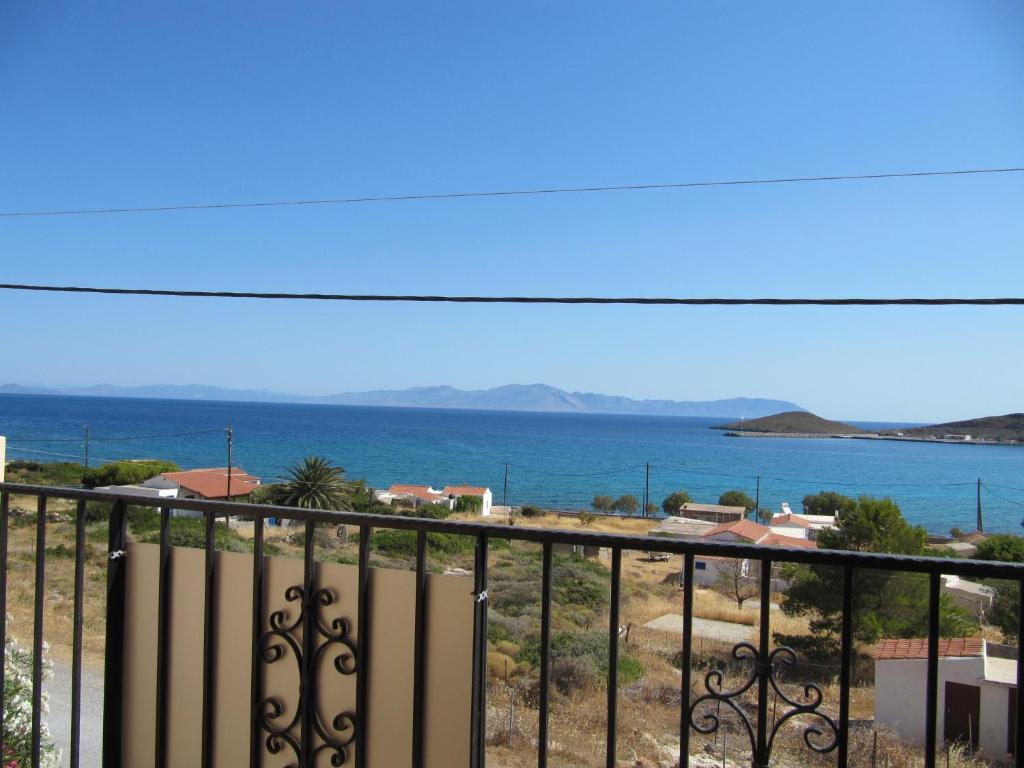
[1,481,1022,767]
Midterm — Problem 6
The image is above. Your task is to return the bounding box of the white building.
[772,509,837,541]
[442,486,493,516]
[940,575,996,619]
[692,518,817,587]
[650,516,716,541]
[93,484,178,502]
[375,484,493,515]
[874,637,1018,757]
[143,467,260,517]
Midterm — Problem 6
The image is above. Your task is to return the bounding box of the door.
[944,682,980,749]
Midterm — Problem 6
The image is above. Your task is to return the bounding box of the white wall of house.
[693,557,748,587]
[769,524,808,540]
[875,656,1012,756]
[479,488,493,517]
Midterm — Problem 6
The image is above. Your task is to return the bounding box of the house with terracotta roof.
[690,519,816,587]
[677,502,746,523]
[375,483,494,515]
[875,637,1017,756]
[141,467,260,517]
[442,485,492,516]
[770,510,837,541]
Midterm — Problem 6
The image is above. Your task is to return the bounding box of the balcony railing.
[1,481,1022,768]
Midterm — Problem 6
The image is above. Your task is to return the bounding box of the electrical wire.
[9,428,224,443]
[982,484,1024,507]
[2,166,1021,218]
[2,283,1023,305]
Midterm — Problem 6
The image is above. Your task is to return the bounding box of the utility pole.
[83,425,90,469]
[644,462,650,517]
[976,478,983,533]
[225,426,234,527]
[755,475,761,522]
[502,462,508,507]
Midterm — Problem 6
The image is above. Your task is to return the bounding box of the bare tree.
[715,558,759,609]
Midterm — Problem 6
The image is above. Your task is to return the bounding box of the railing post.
[924,572,940,768]
[754,558,772,768]
[605,548,621,768]
[679,553,694,764]
[249,511,266,768]
[470,533,489,768]
[0,491,9,762]
[837,566,854,766]
[103,499,128,768]
[1015,578,1023,768]
[355,524,371,768]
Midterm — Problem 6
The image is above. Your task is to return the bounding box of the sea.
[2,394,1023,534]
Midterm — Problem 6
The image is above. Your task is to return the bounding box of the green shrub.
[81,460,179,488]
[370,529,474,557]
[44,543,76,559]
[139,517,249,552]
[454,495,482,513]
[520,505,544,518]
[5,460,84,486]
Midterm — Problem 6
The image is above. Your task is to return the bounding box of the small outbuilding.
[874,637,1018,757]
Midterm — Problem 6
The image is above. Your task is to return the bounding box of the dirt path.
[45,657,104,767]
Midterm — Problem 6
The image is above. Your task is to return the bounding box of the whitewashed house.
[142,467,260,517]
[874,637,1017,757]
[376,484,493,515]
[442,486,493,516]
[692,519,816,587]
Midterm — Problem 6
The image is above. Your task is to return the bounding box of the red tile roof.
[161,468,259,499]
[874,637,984,660]
[771,513,812,528]
[761,532,817,549]
[703,518,771,543]
[442,485,489,497]
[387,484,444,502]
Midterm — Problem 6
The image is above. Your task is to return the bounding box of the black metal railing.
[1,481,1022,768]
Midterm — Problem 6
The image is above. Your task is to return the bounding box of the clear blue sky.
[2,2,1022,422]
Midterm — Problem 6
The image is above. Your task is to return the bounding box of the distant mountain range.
[0,382,805,419]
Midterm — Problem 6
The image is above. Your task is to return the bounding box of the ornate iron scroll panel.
[687,642,838,767]
[256,585,358,767]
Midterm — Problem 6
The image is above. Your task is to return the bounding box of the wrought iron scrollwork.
[256,585,358,767]
[688,642,838,763]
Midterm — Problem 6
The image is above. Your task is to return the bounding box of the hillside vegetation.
[714,410,863,435]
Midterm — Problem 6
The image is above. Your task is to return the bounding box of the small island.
[713,410,864,438]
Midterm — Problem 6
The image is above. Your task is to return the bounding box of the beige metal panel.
[424,572,474,768]
[123,544,473,768]
[365,567,414,767]
[123,543,159,766]
[213,550,256,767]
[165,546,205,767]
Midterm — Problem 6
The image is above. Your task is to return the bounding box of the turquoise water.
[2,394,1023,534]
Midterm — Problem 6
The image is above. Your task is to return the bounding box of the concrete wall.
[875,656,1011,756]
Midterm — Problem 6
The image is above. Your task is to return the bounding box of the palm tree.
[279,456,353,510]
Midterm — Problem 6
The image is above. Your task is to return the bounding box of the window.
[695,562,707,571]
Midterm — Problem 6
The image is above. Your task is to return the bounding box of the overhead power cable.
[1,284,1023,306]
[1,166,1021,219]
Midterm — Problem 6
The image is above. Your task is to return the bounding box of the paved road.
[45,658,104,767]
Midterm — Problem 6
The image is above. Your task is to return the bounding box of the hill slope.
[880,413,1024,442]
[714,411,864,435]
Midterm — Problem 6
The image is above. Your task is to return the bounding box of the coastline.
[724,431,1021,447]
